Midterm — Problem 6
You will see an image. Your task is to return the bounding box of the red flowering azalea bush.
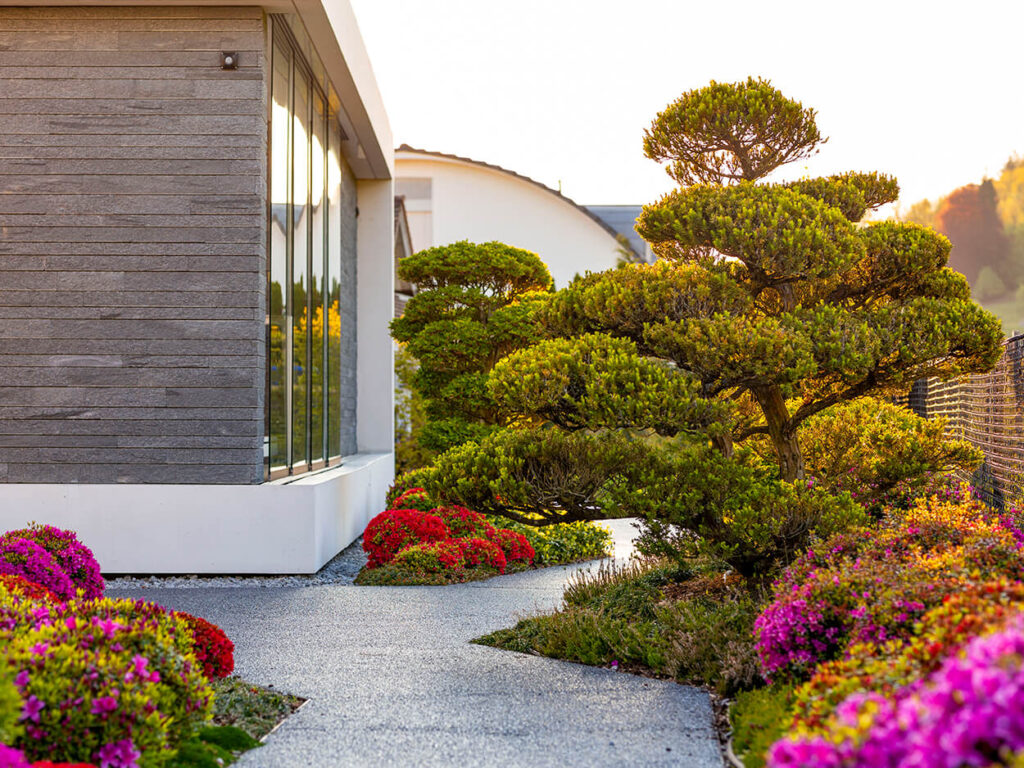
[0,594,212,767]
[362,509,449,568]
[0,539,74,603]
[174,612,234,680]
[431,506,496,540]
[456,538,507,574]
[487,528,535,566]
[0,525,104,600]
[0,575,60,605]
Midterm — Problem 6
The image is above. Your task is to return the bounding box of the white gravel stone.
[104,537,368,589]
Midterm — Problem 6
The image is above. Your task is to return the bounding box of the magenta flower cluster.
[0,539,74,602]
[0,525,104,600]
[753,588,842,681]
[768,613,1024,767]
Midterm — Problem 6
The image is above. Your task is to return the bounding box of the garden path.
[109,520,723,768]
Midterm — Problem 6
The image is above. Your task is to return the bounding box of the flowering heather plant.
[767,612,1024,768]
[755,491,1024,681]
[431,506,496,540]
[788,580,1024,734]
[362,509,449,568]
[455,538,506,574]
[0,576,59,605]
[0,540,73,603]
[0,594,212,767]
[173,612,234,680]
[0,526,103,600]
[391,540,465,574]
[486,528,535,565]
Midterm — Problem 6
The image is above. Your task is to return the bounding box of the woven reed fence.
[907,335,1024,508]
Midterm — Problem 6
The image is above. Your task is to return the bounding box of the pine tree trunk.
[753,386,805,482]
[712,433,735,458]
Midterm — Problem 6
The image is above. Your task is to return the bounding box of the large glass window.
[266,19,347,479]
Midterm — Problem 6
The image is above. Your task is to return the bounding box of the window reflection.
[267,20,347,479]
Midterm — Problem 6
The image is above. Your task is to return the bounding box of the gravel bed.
[104,537,368,589]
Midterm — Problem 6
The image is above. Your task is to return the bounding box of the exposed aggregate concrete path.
[109,520,723,767]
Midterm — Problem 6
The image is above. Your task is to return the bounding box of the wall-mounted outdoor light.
[221,52,239,70]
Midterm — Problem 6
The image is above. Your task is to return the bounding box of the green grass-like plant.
[474,557,762,695]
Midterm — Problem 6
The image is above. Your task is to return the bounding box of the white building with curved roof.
[395,146,630,287]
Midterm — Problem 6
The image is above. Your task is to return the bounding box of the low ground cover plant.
[0,525,296,768]
[356,481,611,586]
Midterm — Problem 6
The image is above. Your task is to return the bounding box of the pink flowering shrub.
[0,526,104,600]
[0,540,74,603]
[0,593,212,767]
[768,612,1024,768]
[755,490,1024,681]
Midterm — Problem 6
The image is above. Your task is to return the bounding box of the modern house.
[0,1,395,574]
[395,145,632,288]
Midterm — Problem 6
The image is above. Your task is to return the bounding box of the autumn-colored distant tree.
[935,179,1012,291]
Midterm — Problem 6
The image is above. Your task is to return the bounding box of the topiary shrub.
[0,538,74,602]
[174,612,235,680]
[0,595,213,767]
[455,538,506,574]
[0,574,59,604]
[431,506,496,540]
[362,509,449,569]
[486,529,535,566]
[0,525,104,600]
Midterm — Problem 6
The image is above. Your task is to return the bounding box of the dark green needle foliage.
[390,240,553,453]
[427,79,1001,576]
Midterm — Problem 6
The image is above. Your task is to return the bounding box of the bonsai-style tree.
[426,78,1000,571]
[390,241,552,454]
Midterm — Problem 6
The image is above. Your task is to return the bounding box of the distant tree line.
[898,156,1024,307]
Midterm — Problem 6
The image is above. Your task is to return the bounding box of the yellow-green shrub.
[1,593,213,766]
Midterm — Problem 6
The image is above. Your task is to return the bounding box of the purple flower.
[97,738,141,768]
[91,692,119,717]
[14,669,29,689]
[20,694,44,723]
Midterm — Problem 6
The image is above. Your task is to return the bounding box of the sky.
[349,0,1024,212]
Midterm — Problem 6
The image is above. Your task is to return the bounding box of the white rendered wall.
[0,453,393,574]
[395,154,621,288]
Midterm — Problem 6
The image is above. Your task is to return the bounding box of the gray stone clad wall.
[0,6,268,483]
[338,162,358,457]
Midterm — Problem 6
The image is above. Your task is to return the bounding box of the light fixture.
[221,52,239,70]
